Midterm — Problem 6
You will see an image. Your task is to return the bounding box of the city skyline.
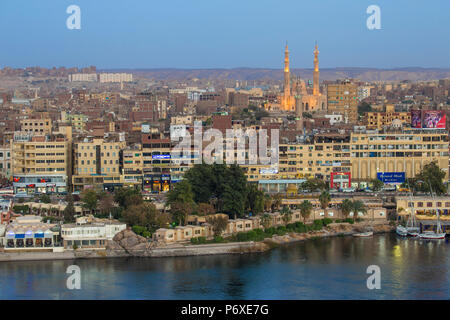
[0,0,449,69]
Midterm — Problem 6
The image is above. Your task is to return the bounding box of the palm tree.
[271,193,282,212]
[319,191,331,218]
[281,206,292,225]
[260,213,272,229]
[340,199,353,220]
[351,200,367,223]
[263,194,272,212]
[299,200,313,223]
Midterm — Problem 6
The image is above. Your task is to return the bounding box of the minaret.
[284,42,291,110]
[313,42,320,96]
[295,94,303,131]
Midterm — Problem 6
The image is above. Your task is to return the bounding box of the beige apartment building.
[248,129,448,191]
[20,118,52,134]
[11,127,72,195]
[327,81,358,123]
[72,136,125,192]
[364,105,411,129]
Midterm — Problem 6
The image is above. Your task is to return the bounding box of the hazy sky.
[0,0,449,69]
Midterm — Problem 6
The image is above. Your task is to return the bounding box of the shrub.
[236,232,249,242]
[343,218,354,224]
[322,218,333,226]
[214,236,224,243]
[132,225,146,236]
[142,231,152,238]
[276,226,287,235]
[190,237,198,244]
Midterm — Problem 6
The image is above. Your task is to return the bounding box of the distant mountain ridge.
[102,67,450,82]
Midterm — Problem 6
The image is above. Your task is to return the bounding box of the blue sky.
[0,0,449,69]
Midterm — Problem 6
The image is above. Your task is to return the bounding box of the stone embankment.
[0,222,394,261]
[265,221,395,246]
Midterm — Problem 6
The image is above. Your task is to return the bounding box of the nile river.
[0,234,449,299]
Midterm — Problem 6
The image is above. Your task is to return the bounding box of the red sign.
[13,177,20,182]
[330,172,351,189]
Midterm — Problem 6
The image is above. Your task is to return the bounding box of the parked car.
[342,187,356,193]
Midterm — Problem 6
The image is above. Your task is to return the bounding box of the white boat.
[396,225,408,237]
[353,231,373,237]
[417,181,446,240]
[419,230,446,240]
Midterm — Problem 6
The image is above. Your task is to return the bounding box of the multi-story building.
[98,73,133,83]
[250,128,448,190]
[11,127,72,196]
[121,145,143,189]
[72,136,125,192]
[0,146,11,181]
[364,105,411,129]
[20,118,52,135]
[327,80,358,123]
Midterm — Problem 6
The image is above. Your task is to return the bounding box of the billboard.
[423,110,446,129]
[377,172,405,184]
[411,110,446,129]
[411,110,422,128]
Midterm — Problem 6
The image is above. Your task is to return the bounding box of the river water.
[0,234,449,299]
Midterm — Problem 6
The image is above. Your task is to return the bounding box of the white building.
[324,114,343,125]
[98,73,133,83]
[68,73,98,82]
[61,217,126,249]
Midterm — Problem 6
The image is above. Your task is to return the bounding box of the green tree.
[39,194,51,204]
[114,188,143,209]
[299,178,327,193]
[63,194,76,223]
[299,200,313,222]
[318,191,331,218]
[416,161,446,196]
[123,202,169,232]
[246,184,265,215]
[167,179,195,206]
[170,202,193,226]
[340,199,353,220]
[358,102,372,115]
[351,200,367,222]
[260,213,272,229]
[370,178,384,192]
[81,189,98,213]
[281,206,292,224]
[271,193,282,212]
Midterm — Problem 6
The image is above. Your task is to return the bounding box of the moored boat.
[419,231,446,240]
[396,225,408,237]
[353,231,373,237]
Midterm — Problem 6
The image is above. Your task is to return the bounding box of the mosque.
[279,43,327,113]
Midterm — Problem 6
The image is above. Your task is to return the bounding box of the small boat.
[353,231,373,237]
[396,225,408,237]
[406,227,420,237]
[419,231,446,240]
[417,182,446,240]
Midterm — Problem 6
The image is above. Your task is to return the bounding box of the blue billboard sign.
[377,172,405,184]
[152,154,171,160]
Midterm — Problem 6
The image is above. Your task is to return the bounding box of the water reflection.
[0,234,448,299]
